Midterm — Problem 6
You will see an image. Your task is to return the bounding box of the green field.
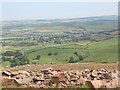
[85,38,118,62]
[25,38,118,64]
[2,38,117,66]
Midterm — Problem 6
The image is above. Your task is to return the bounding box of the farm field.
[1,15,118,68]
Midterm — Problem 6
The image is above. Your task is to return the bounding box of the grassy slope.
[85,38,118,62]
[27,48,86,64]
[26,38,118,64]
[2,38,118,67]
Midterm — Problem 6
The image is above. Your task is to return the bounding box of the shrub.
[36,55,40,60]
[74,52,78,55]
[48,52,52,56]
[54,52,58,55]
[69,57,75,63]
[78,55,84,61]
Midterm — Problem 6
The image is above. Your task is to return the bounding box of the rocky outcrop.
[1,67,119,88]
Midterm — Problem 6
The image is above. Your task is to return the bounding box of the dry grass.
[3,63,118,72]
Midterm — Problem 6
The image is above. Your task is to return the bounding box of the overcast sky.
[2,2,118,20]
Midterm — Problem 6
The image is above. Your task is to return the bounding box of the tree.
[74,52,78,55]
[10,58,20,67]
[79,55,84,61]
[3,50,30,67]
[54,41,61,44]
[48,52,52,56]
[2,56,6,61]
[2,56,11,61]
[10,62,17,67]
[4,51,14,56]
[14,50,22,57]
[36,55,40,60]
[69,57,75,63]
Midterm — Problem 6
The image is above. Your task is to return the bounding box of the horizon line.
[2,15,118,21]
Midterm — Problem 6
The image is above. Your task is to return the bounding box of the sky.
[2,2,118,20]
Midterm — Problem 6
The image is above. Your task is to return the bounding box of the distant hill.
[36,15,118,22]
[67,15,118,21]
[2,15,117,33]
[3,15,118,23]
